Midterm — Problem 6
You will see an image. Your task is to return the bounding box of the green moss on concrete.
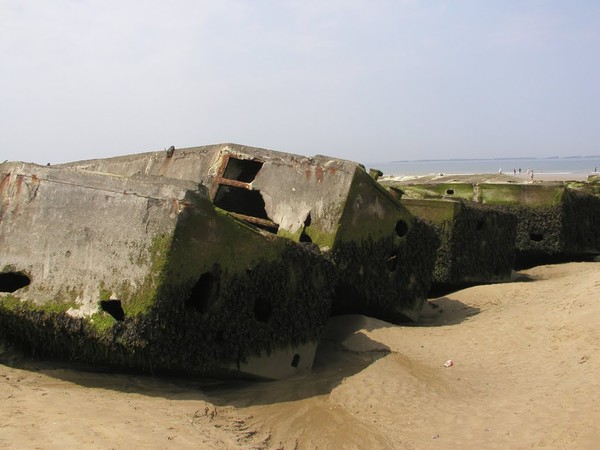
[41,300,79,314]
[276,201,343,249]
[479,184,565,207]
[98,285,111,302]
[401,199,460,225]
[567,180,600,197]
[302,221,339,249]
[165,199,287,282]
[318,169,444,322]
[124,237,335,375]
[484,185,600,266]
[0,295,21,310]
[401,199,517,286]
[381,182,476,201]
[385,179,600,265]
[425,183,475,200]
[336,168,414,245]
[331,218,439,322]
[0,295,77,315]
[88,311,117,334]
[0,235,335,376]
[276,227,303,242]
[121,233,172,317]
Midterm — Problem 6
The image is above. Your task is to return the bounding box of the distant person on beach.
[519,168,521,173]
[531,170,534,180]
[595,166,598,173]
[513,168,517,175]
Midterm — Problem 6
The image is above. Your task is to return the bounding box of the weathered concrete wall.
[588,174,600,182]
[478,183,600,261]
[331,168,439,321]
[494,189,600,264]
[62,143,439,323]
[400,198,517,286]
[217,149,362,248]
[331,216,439,322]
[384,179,600,265]
[61,144,364,249]
[58,144,222,182]
[0,162,334,378]
[0,162,190,311]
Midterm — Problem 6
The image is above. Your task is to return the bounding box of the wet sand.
[2,261,599,449]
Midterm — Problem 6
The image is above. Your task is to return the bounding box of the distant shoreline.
[384,155,600,164]
[380,172,592,184]
[379,155,600,164]
[368,156,600,180]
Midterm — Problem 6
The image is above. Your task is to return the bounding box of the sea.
[364,156,600,178]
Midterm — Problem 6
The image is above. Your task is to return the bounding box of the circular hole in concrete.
[446,189,454,195]
[185,272,219,314]
[529,232,544,242]
[395,220,409,237]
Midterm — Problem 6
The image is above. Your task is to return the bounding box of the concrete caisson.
[398,198,517,288]
[382,177,600,267]
[62,144,440,322]
[0,162,334,379]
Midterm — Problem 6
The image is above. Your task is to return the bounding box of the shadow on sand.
[0,294,481,407]
[416,297,481,327]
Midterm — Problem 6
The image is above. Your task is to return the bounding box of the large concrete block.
[399,198,517,287]
[62,143,440,322]
[478,183,600,264]
[383,177,600,266]
[0,162,334,378]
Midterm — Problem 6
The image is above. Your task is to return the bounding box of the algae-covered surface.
[382,175,600,264]
[401,199,517,286]
[329,169,439,322]
[0,203,335,376]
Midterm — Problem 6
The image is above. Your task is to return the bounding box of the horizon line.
[377,155,600,164]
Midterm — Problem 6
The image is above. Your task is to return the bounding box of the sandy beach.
[2,260,599,449]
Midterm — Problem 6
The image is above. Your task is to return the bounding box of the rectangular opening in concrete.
[213,185,279,232]
[222,157,263,183]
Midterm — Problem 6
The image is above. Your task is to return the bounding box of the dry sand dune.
[1,261,599,449]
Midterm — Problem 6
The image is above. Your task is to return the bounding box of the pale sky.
[1,0,599,165]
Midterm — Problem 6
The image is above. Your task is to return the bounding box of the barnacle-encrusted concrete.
[399,198,517,287]
[0,162,334,379]
[382,176,600,266]
[62,143,439,322]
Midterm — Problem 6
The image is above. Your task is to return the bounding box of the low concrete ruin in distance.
[390,196,517,288]
[382,175,600,267]
[1,143,440,378]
